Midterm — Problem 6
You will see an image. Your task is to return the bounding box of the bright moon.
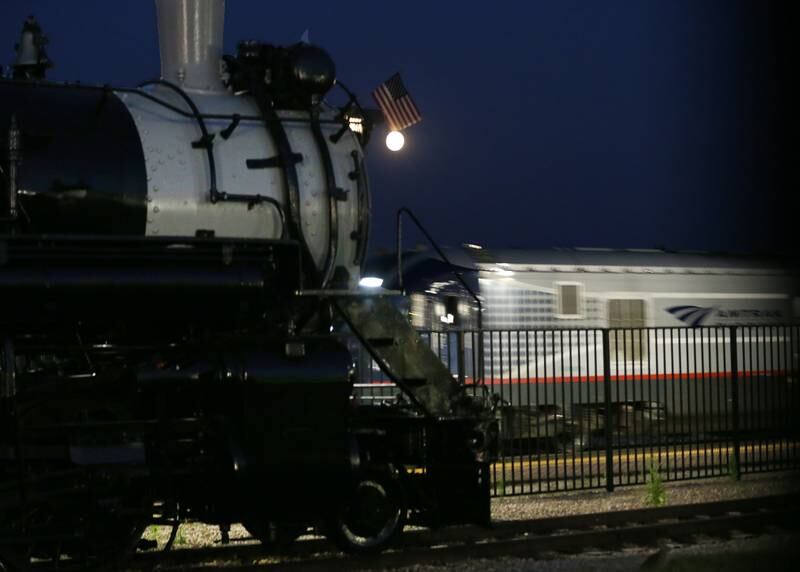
[386,130,405,151]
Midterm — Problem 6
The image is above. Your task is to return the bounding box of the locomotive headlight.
[385,130,405,152]
[359,276,384,288]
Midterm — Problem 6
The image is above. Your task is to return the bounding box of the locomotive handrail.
[309,108,340,287]
[396,207,483,330]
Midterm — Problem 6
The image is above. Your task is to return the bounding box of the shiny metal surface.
[155,0,226,92]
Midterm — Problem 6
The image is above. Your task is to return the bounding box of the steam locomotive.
[0,2,493,569]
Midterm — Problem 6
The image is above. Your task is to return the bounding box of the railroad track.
[122,493,800,571]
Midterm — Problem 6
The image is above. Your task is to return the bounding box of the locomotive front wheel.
[328,473,406,553]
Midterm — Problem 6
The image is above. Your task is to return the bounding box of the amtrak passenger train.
[361,245,799,450]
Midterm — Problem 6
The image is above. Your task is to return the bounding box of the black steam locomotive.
[0,2,493,569]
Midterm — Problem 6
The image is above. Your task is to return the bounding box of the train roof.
[365,246,795,289]
[466,247,789,271]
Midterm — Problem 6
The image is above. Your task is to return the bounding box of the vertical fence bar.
[535,330,542,492]
[621,329,629,484]
[729,326,741,480]
[457,330,466,386]
[679,328,686,479]
[758,325,765,470]
[660,329,667,475]
[591,331,598,487]
[769,325,777,470]
[744,325,752,473]
[778,325,786,469]
[646,328,653,479]
[687,328,693,477]
[714,327,728,473]
[568,329,576,490]
[546,330,552,493]
[509,330,518,494]
[489,331,497,494]
[516,330,523,494]
[574,329,582,489]
[669,328,676,480]
[794,325,800,469]
[602,329,614,492]
[525,330,533,494]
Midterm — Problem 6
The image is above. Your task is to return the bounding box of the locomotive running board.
[329,294,463,418]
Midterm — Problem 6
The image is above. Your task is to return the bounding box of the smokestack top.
[155,0,226,92]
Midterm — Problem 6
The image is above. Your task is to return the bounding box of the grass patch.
[643,460,666,506]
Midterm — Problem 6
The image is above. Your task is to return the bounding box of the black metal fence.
[352,325,800,497]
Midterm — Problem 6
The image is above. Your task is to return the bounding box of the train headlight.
[385,130,405,152]
[359,276,383,288]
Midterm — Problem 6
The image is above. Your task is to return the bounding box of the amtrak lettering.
[666,305,783,327]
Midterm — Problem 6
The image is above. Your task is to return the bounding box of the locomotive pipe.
[155,0,226,92]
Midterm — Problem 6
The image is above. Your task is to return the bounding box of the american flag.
[371,73,422,131]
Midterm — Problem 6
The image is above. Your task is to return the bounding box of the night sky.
[1,1,794,258]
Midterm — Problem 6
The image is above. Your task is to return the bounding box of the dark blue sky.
[1,1,792,257]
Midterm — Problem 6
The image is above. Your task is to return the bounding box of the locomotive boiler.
[0,1,493,569]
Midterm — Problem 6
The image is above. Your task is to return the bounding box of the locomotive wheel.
[328,472,406,553]
[6,389,151,570]
[0,478,150,571]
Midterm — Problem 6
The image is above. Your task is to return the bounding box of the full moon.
[385,130,405,151]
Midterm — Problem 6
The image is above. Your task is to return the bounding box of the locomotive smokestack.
[154,0,225,92]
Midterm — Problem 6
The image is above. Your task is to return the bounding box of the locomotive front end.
[2,0,369,290]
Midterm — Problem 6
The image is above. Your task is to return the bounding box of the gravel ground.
[140,470,800,570]
[372,532,800,572]
[376,470,800,572]
[491,470,800,522]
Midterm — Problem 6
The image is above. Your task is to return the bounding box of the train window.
[409,293,427,328]
[555,282,583,319]
[443,295,461,326]
[608,299,647,361]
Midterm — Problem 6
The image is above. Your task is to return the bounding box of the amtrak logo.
[666,305,714,327]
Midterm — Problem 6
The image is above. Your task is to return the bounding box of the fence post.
[603,329,614,492]
[729,326,741,480]
[1,336,15,401]
[456,330,466,386]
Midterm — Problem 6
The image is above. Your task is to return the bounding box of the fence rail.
[352,325,800,497]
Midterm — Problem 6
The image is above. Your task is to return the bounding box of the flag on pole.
[371,73,422,131]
